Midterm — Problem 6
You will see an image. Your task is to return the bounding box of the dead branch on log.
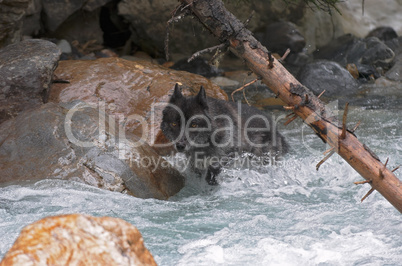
[341,103,349,139]
[284,114,297,126]
[361,187,375,202]
[317,90,326,98]
[351,121,361,133]
[278,48,291,63]
[243,10,255,28]
[354,180,371,185]
[316,148,335,171]
[231,78,258,102]
[177,0,402,213]
[188,43,228,63]
[242,89,250,106]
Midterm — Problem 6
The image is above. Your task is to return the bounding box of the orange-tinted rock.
[50,57,227,153]
[0,214,157,266]
[346,63,359,79]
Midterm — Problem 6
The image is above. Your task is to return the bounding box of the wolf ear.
[171,83,183,102]
[196,86,208,109]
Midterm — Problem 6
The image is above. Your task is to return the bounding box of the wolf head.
[161,84,212,152]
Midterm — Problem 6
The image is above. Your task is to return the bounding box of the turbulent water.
[1,105,401,265]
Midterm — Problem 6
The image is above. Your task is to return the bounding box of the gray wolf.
[161,84,288,185]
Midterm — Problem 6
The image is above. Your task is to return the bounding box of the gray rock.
[0,101,185,199]
[0,39,61,124]
[313,34,358,66]
[314,35,395,67]
[42,0,85,31]
[361,37,395,66]
[385,53,402,81]
[57,39,72,54]
[41,0,113,32]
[0,0,30,47]
[314,34,395,79]
[50,7,104,46]
[297,60,359,97]
[22,0,42,36]
[256,21,306,55]
[366,26,398,42]
[83,0,112,12]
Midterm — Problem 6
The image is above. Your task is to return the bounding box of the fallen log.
[174,0,402,213]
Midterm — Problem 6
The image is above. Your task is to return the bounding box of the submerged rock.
[0,39,61,125]
[297,60,359,98]
[0,214,157,266]
[50,57,227,153]
[0,101,185,199]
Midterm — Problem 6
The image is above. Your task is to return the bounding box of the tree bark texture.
[178,0,402,213]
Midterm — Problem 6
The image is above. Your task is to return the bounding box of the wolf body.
[161,84,288,185]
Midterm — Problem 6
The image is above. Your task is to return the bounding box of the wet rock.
[42,0,82,31]
[0,101,185,199]
[0,0,30,47]
[314,35,395,67]
[49,57,227,152]
[0,214,157,266]
[385,37,402,53]
[354,63,380,80]
[314,34,395,78]
[22,0,42,36]
[0,39,61,124]
[313,34,358,66]
[360,37,395,67]
[297,60,359,98]
[57,39,72,54]
[256,21,306,55]
[366,26,398,42]
[41,0,112,32]
[385,53,402,81]
[83,0,112,12]
[50,8,104,48]
[172,57,222,78]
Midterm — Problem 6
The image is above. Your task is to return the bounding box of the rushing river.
[1,99,401,265]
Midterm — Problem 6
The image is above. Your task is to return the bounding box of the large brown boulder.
[0,214,157,266]
[49,57,227,153]
[0,101,185,199]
